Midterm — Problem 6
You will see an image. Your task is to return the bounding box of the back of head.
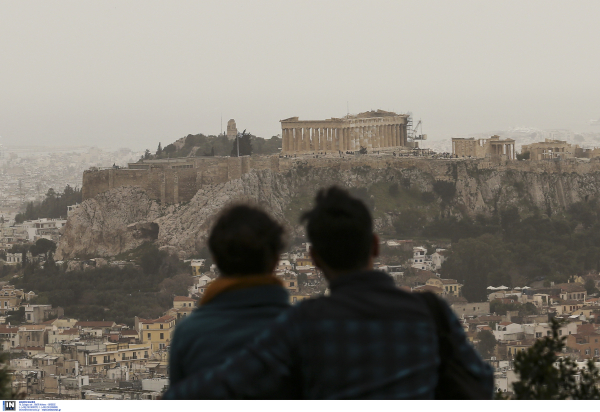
[208,205,284,276]
[301,187,373,271]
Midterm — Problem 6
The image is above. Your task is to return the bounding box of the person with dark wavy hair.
[164,187,493,399]
[168,204,290,390]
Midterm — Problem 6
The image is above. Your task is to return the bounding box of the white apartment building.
[410,246,429,270]
[188,274,213,296]
[18,218,67,242]
[431,249,447,270]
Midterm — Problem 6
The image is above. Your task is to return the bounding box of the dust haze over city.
[2,0,600,402]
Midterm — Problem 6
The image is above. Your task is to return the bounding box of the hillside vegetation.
[12,244,192,326]
[143,132,281,160]
[15,185,82,222]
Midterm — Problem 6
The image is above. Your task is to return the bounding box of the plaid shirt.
[163,271,493,399]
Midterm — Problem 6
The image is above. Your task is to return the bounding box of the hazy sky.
[1,0,600,150]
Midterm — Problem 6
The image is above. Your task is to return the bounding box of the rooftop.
[75,321,116,328]
[173,296,196,302]
[139,315,175,325]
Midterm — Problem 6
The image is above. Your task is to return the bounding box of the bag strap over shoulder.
[420,292,450,340]
[417,291,492,400]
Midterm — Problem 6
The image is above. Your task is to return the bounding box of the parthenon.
[280,110,409,153]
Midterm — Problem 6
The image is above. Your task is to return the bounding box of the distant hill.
[144,133,281,160]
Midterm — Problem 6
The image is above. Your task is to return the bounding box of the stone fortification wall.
[83,155,600,204]
[83,156,279,204]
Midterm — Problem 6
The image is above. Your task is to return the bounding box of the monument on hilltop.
[226,119,238,140]
[280,110,409,153]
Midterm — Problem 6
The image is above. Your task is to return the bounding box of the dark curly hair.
[301,186,373,271]
[208,204,285,276]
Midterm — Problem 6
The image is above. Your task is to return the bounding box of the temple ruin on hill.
[452,135,516,160]
[280,110,409,153]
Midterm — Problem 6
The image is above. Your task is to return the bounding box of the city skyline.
[1,1,600,150]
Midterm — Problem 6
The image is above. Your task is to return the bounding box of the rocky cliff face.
[56,160,600,260]
[55,187,163,260]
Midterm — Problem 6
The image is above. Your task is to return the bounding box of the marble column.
[384,125,390,147]
[400,125,406,147]
[295,128,302,152]
[362,126,367,150]
[370,126,376,149]
[373,125,381,149]
[333,128,337,151]
[399,124,403,146]
[316,128,321,151]
[286,129,292,152]
[281,129,287,152]
[299,128,305,152]
[305,128,310,152]
[344,128,349,151]
[330,128,336,151]
[331,128,335,151]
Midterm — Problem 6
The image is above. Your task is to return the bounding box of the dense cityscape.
[0,117,599,399]
[2,0,600,405]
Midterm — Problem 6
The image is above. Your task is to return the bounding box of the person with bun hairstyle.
[165,187,492,399]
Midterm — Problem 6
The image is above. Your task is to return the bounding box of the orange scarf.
[200,275,283,306]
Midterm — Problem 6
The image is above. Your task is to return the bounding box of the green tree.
[44,251,58,274]
[476,330,496,359]
[30,238,56,258]
[441,235,511,302]
[231,130,253,157]
[140,244,167,275]
[156,142,163,157]
[0,352,20,399]
[6,307,24,324]
[584,278,599,295]
[516,151,530,160]
[15,185,82,222]
[512,319,600,399]
[393,209,427,237]
[159,273,194,297]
